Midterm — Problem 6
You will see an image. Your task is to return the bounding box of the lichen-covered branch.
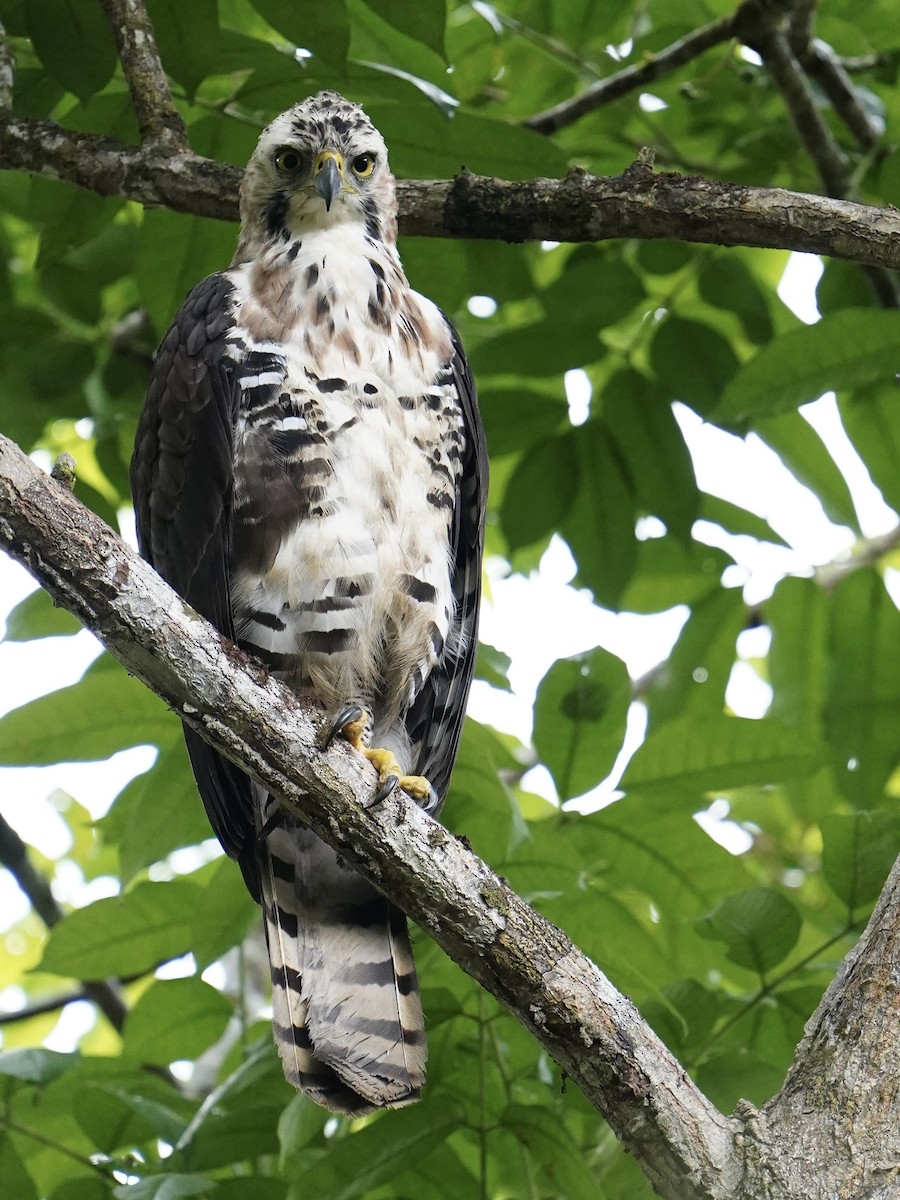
[0,433,739,1200]
[97,0,186,148]
[0,18,13,113]
[3,113,900,271]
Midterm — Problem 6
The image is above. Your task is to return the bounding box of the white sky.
[1,253,897,996]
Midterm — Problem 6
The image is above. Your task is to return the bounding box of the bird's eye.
[351,153,376,178]
[274,148,302,173]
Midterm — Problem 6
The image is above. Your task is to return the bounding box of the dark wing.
[130,273,260,897]
[406,320,488,806]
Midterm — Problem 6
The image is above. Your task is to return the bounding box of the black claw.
[323,704,364,749]
[372,775,400,805]
[418,786,441,816]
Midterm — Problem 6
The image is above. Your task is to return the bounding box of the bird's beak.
[314,150,344,211]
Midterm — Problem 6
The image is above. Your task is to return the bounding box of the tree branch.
[523,11,741,135]
[0,434,740,1197]
[0,19,13,113]
[97,0,187,149]
[0,809,128,1032]
[3,113,900,270]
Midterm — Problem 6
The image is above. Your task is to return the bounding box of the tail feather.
[258,795,426,1113]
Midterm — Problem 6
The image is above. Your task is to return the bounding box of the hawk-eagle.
[131,91,487,1113]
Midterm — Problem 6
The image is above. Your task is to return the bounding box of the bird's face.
[240,91,395,246]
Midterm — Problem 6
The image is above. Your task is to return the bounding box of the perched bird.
[131,91,487,1113]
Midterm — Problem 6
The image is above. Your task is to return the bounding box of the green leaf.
[112,1176,216,1200]
[25,0,116,103]
[360,0,446,57]
[248,0,348,67]
[697,255,774,345]
[839,382,900,515]
[3,587,81,641]
[478,387,567,458]
[0,668,173,765]
[0,1047,77,1083]
[145,0,220,100]
[699,494,789,546]
[755,409,858,529]
[696,887,802,974]
[825,570,900,805]
[124,978,232,1065]
[533,648,630,801]
[500,1104,600,1199]
[277,1093,328,1173]
[821,811,900,910]
[190,857,260,969]
[717,309,900,423]
[561,421,637,608]
[650,317,739,417]
[0,1140,38,1200]
[39,881,200,979]
[500,433,579,552]
[104,738,210,884]
[474,642,512,691]
[286,1099,465,1200]
[644,586,746,727]
[622,715,826,795]
[603,369,699,541]
[137,208,238,337]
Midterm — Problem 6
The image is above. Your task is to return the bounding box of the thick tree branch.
[0,19,13,113]
[0,434,740,1198]
[3,113,900,270]
[97,0,186,149]
[0,810,127,1032]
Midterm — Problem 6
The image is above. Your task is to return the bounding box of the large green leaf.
[650,317,740,417]
[25,0,116,102]
[145,0,220,100]
[124,978,232,1065]
[839,382,900,515]
[500,432,580,552]
[821,811,900,911]
[696,887,802,975]
[285,1098,465,1200]
[248,0,349,67]
[360,0,447,57]
[717,309,900,423]
[0,667,173,765]
[533,647,630,801]
[39,881,200,979]
[561,421,637,608]
[622,715,826,795]
[3,587,81,641]
[824,570,900,805]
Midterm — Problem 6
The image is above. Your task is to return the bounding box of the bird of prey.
[131,91,487,1114]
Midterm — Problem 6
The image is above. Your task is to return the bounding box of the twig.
[801,40,883,152]
[816,524,900,591]
[524,11,741,135]
[0,432,740,1200]
[0,18,13,112]
[0,810,128,1032]
[754,27,850,196]
[0,989,94,1025]
[97,0,186,148]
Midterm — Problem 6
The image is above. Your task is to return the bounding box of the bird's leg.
[323,706,439,812]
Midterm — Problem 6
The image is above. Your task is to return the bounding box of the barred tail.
[258,797,426,1113]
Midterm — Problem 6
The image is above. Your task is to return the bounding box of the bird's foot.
[364,748,439,813]
[324,706,438,812]
[323,704,366,751]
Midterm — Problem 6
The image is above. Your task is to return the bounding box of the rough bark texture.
[2,113,900,268]
[4,430,900,1199]
[0,434,740,1199]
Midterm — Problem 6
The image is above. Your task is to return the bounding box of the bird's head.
[238,91,396,253]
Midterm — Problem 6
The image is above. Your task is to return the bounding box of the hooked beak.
[314,150,344,211]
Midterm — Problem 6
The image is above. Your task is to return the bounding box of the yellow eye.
[351,153,375,178]
[274,147,302,173]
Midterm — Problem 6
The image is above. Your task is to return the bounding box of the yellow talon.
[364,748,433,803]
